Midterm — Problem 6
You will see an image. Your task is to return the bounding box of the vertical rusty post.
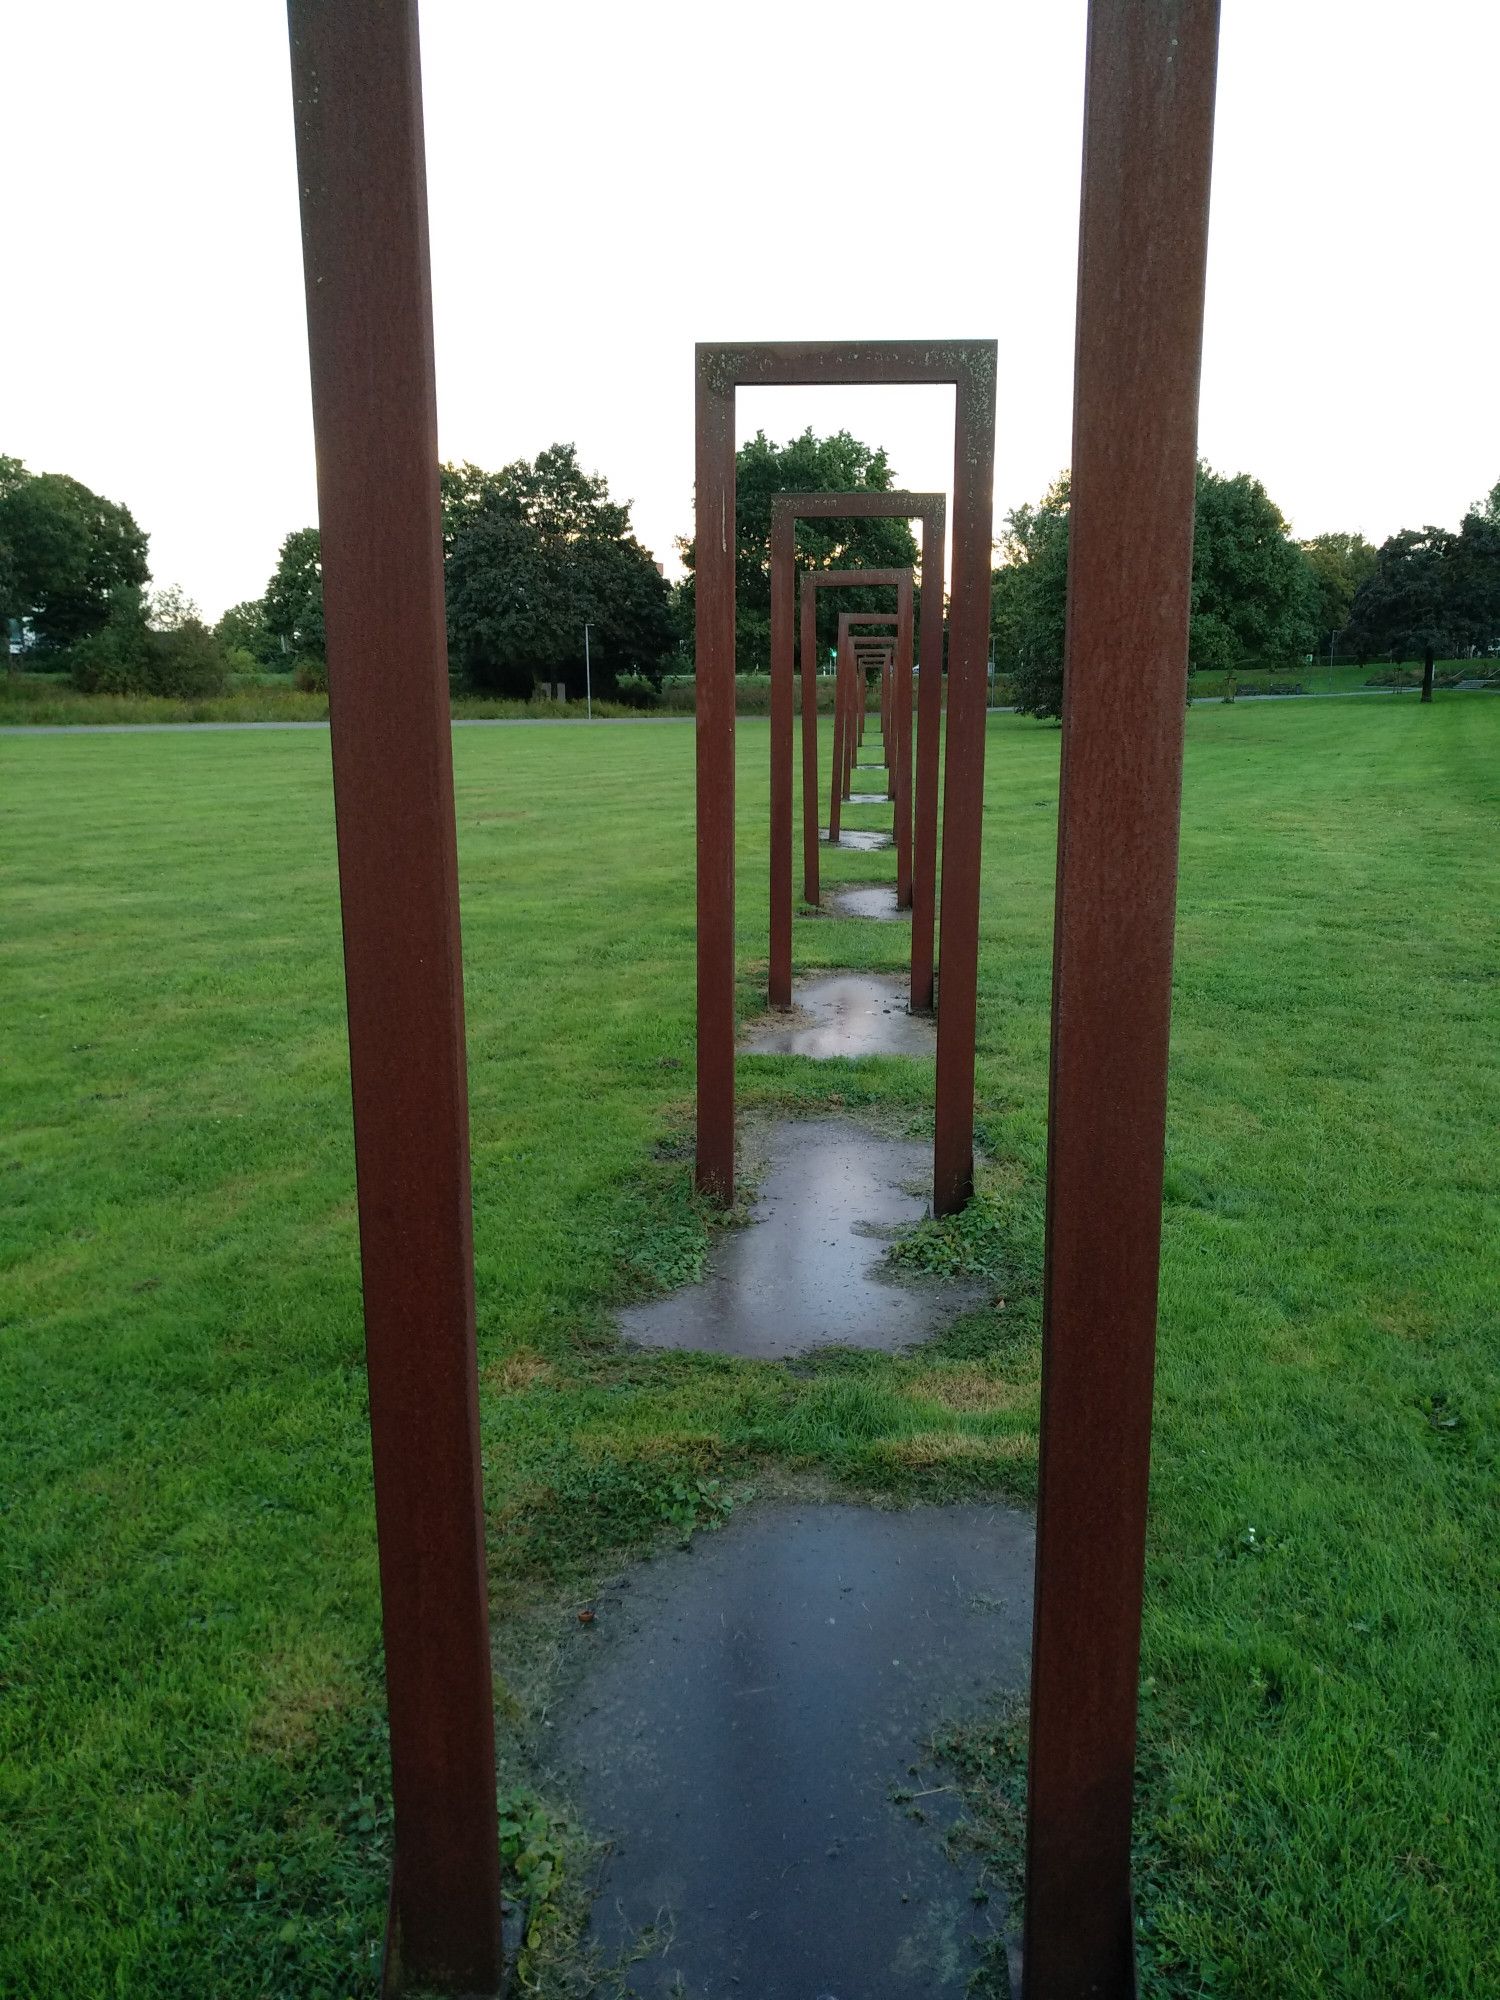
[286,3,503,1992]
[910,513,945,1010]
[894,564,914,899]
[769,506,795,1009]
[694,351,736,1203]
[800,575,820,902]
[828,630,848,843]
[932,361,998,1216]
[1023,5,1221,1996]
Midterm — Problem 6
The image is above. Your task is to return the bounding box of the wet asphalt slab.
[551,1499,1031,1999]
[820,827,892,852]
[617,1120,979,1359]
[827,883,907,923]
[741,974,931,1061]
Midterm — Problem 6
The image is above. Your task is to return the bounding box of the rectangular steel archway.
[695,341,996,1216]
[768,489,947,965]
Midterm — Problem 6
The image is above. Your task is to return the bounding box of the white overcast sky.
[6,1,1497,619]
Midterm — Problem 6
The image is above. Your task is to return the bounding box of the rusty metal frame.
[695,341,996,1212]
[1022,4,1222,1996]
[770,493,936,962]
[828,606,903,846]
[798,569,912,897]
[843,615,899,808]
[806,574,907,869]
[774,489,947,1004]
[286,2,503,1994]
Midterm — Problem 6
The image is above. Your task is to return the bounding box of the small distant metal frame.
[794,572,907,863]
[696,341,996,1215]
[840,614,900,812]
[832,613,900,835]
[767,488,946,1008]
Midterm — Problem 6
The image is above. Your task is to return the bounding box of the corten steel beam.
[770,487,943,943]
[695,343,995,1208]
[286,3,504,1995]
[1022,5,1221,1998]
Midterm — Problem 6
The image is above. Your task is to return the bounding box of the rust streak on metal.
[1023,5,1221,1996]
[286,2,503,1991]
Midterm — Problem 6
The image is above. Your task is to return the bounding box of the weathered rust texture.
[694,343,995,1212]
[286,2,503,1992]
[1022,5,1221,1997]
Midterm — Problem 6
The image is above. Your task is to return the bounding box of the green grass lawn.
[2,697,1496,1997]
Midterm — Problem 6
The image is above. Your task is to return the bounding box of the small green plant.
[497,1787,571,1986]
[888,1191,1016,1280]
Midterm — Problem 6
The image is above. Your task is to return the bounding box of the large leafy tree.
[444,443,673,696]
[990,475,1070,719]
[994,462,1320,714]
[1347,510,1500,667]
[1302,531,1378,653]
[214,597,282,666]
[1189,465,1319,671]
[676,428,920,672]
[264,527,325,661]
[0,460,149,648]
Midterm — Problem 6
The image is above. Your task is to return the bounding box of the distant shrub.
[66,617,151,694]
[68,610,229,697]
[291,655,328,694]
[150,622,230,696]
[612,672,658,709]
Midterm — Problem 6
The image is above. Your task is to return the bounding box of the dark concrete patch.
[741,973,931,1059]
[552,1499,1030,1999]
[820,826,893,852]
[829,882,907,922]
[617,1119,979,1358]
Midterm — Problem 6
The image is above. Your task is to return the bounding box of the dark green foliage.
[1346,511,1500,665]
[676,428,921,672]
[215,597,283,668]
[0,459,149,647]
[994,463,1322,715]
[444,443,674,696]
[990,475,1071,719]
[264,528,325,662]
[1301,531,1378,652]
[68,597,229,697]
[1188,465,1319,668]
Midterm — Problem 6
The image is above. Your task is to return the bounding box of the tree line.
[8,434,1497,710]
[221,445,675,701]
[993,465,1500,717]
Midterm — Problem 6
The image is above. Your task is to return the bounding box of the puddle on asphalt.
[617,1119,980,1358]
[828,883,907,922]
[820,826,892,852]
[550,1499,1031,1999]
[741,973,931,1059]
